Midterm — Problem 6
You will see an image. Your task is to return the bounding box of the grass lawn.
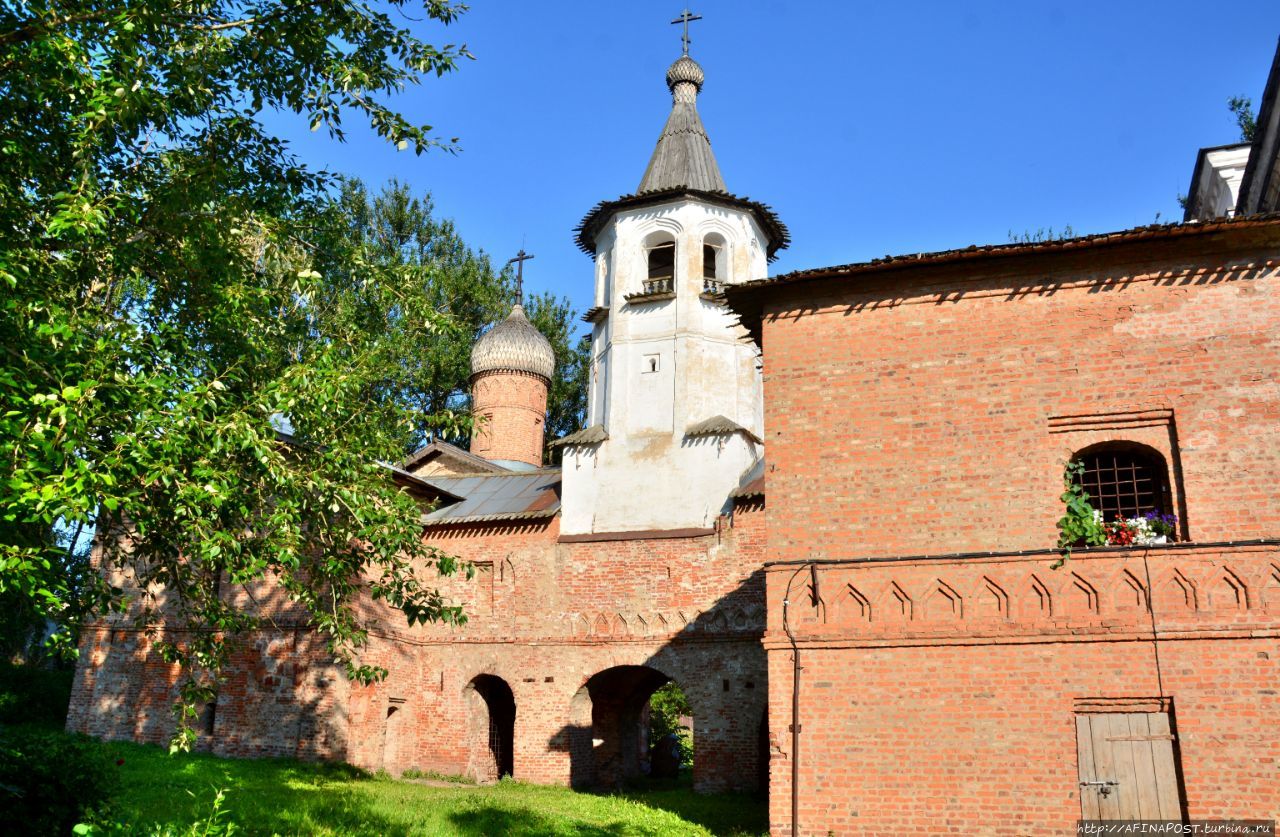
[96,737,767,836]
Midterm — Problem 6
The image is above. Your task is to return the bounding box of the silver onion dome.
[470,304,555,381]
[666,54,705,93]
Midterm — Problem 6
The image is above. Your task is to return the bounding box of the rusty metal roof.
[420,470,561,526]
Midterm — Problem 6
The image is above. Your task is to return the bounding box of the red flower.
[116,759,125,766]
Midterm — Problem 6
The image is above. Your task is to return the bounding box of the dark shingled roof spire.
[637,53,726,193]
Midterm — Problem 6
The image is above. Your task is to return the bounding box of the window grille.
[1078,446,1169,522]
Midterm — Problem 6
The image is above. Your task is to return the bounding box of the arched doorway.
[569,665,688,788]
[465,675,515,782]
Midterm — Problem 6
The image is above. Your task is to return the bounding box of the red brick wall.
[764,545,1280,835]
[755,237,1280,834]
[68,503,771,794]
[340,505,769,792]
[762,246,1280,563]
[470,370,549,467]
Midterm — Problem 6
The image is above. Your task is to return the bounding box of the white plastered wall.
[562,197,766,534]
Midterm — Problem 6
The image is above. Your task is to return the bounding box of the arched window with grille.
[1074,442,1173,524]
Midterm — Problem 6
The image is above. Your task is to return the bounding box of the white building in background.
[556,53,787,535]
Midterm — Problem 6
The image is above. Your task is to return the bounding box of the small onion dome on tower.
[666,54,705,93]
[469,304,555,381]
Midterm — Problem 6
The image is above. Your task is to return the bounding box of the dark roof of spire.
[573,53,789,261]
[637,102,725,192]
[638,56,725,192]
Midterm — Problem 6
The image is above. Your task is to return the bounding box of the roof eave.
[574,188,790,262]
[726,213,1280,343]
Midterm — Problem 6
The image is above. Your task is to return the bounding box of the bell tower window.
[701,233,727,295]
[647,242,674,282]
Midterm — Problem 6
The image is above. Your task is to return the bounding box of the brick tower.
[469,301,555,469]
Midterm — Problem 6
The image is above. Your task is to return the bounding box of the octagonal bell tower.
[558,41,788,534]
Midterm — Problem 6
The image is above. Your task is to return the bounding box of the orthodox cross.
[671,8,702,56]
[506,249,534,305]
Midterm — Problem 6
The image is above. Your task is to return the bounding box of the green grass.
[93,738,766,836]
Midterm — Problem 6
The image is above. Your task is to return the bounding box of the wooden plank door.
[1076,712,1182,819]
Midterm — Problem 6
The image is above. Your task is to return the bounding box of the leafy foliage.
[649,681,693,768]
[310,179,590,459]
[0,726,120,835]
[0,662,74,727]
[1052,459,1106,569]
[523,295,590,462]
[0,0,482,748]
[1228,95,1258,143]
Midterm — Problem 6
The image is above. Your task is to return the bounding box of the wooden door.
[1076,712,1183,819]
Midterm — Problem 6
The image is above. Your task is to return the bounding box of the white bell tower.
[558,39,788,535]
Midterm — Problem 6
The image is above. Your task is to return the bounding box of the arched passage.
[465,674,515,782]
[569,664,685,788]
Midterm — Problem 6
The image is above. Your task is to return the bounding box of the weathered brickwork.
[66,222,1280,833]
[470,370,549,468]
[754,230,1280,834]
[67,503,769,794]
[761,241,1280,563]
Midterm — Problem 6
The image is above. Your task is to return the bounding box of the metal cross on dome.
[671,8,702,56]
[506,249,534,305]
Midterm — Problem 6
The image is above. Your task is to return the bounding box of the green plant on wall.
[1052,459,1107,569]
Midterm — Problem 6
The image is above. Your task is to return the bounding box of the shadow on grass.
[446,806,641,837]
[102,741,411,836]
[608,774,767,837]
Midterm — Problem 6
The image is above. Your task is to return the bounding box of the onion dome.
[470,304,555,381]
[666,55,705,93]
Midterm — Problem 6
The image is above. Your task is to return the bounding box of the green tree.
[1228,95,1258,143]
[649,681,693,768]
[523,294,591,461]
[0,1,478,747]
[309,179,590,458]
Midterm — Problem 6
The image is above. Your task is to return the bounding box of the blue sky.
[265,1,1280,326]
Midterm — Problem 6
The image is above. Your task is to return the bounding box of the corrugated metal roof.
[548,424,608,448]
[731,458,765,499]
[421,470,561,526]
[686,415,763,445]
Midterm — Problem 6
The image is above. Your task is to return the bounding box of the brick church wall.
[344,503,769,793]
[753,233,1280,834]
[68,501,770,795]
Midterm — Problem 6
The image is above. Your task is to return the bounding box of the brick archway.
[569,664,677,788]
[464,674,516,783]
